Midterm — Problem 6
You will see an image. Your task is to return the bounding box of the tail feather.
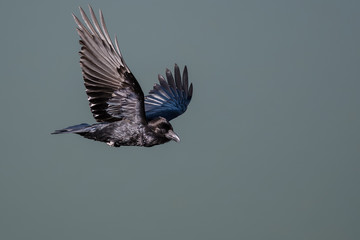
[52,123,90,134]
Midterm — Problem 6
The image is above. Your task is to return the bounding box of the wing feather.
[73,6,146,123]
[145,64,193,121]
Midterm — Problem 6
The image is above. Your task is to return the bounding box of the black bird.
[52,6,193,147]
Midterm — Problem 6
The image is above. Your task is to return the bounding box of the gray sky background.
[1,0,359,239]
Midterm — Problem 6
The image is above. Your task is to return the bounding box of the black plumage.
[145,66,193,121]
[52,6,193,147]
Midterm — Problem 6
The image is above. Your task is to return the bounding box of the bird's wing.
[73,6,146,124]
[144,64,193,121]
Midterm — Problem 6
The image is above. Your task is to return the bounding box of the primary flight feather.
[52,5,193,147]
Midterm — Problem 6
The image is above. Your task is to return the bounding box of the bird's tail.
[51,123,90,134]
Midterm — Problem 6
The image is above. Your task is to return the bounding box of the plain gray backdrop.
[1,0,359,239]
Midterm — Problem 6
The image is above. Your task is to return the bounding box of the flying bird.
[52,6,193,147]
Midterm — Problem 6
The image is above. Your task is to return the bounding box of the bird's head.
[148,117,180,142]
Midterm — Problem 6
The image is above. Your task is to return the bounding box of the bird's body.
[54,117,178,147]
[82,121,152,147]
[52,6,193,147]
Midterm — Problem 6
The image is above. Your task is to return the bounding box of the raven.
[52,6,193,147]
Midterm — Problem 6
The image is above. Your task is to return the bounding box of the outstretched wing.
[144,64,193,121]
[73,6,146,124]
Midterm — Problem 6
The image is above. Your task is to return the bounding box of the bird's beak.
[166,130,180,142]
